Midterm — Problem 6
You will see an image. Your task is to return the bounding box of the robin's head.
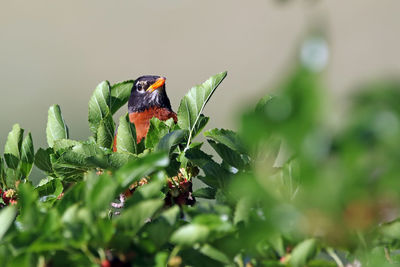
[128,75,173,113]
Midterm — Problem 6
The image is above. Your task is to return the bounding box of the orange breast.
[129,107,177,144]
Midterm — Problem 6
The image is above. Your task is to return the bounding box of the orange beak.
[146,77,166,92]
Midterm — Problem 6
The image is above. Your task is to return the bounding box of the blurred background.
[1,0,400,152]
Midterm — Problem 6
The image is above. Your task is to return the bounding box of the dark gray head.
[128,75,173,113]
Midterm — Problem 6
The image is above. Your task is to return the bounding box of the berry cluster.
[165,168,197,206]
[0,188,17,207]
[111,167,199,214]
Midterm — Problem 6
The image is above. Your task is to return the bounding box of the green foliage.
[46,104,69,147]
[116,113,137,154]
[88,81,112,138]
[110,80,134,114]
[0,206,17,240]
[178,71,227,148]
[1,124,34,188]
[4,124,24,169]
[1,54,400,267]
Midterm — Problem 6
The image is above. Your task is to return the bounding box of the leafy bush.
[1,45,400,267]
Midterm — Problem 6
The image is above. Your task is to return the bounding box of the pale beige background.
[1,0,400,152]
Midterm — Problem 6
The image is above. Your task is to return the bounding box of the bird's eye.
[137,84,143,91]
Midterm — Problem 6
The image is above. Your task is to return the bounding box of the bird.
[113,75,177,151]
[111,75,195,208]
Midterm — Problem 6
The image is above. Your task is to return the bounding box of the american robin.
[113,75,177,151]
[111,75,195,208]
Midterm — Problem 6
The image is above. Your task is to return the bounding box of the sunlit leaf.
[0,206,17,240]
[88,81,111,137]
[53,139,80,152]
[289,238,317,267]
[116,113,137,154]
[145,117,176,149]
[178,71,227,147]
[170,224,210,246]
[107,152,136,169]
[199,244,230,264]
[4,124,23,169]
[46,105,69,147]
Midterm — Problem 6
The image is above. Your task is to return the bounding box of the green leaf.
[0,206,17,240]
[191,114,209,140]
[107,152,136,169]
[51,153,89,182]
[184,148,214,168]
[208,140,245,170]
[97,112,115,149]
[204,128,247,154]
[156,130,187,153]
[161,205,180,226]
[268,234,285,256]
[192,187,216,199]
[5,168,21,189]
[171,224,210,246]
[115,152,169,189]
[35,177,63,197]
[155,252,169,267]
[233,197,252,226]
[144,205,180,247]
[116,113,137,154]
[34,148,53,173]
[255,94,273,112]
[46,105,69,147]
[110,80,134,114]
[379,220,400,240]
[178,71,227,147]
[145,117,174,149]
[199,244,230,264]
[4,124,24,169]
[180,248,223,267]
[18,183,39,229]
[7,254,32,267]
[117,199,164,235]
[20,132,34,177]
[85,172,117,213]
[193,214,233,234]
[0,157,6,187]
[128,176,165,202]
[88,81,111,136]
[51,143,109,179]
[53,139,80,150]
[289,238,317,267]
[200,162,230,189]
[185,148,229,188]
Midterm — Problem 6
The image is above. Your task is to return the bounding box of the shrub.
[1,44,400,267]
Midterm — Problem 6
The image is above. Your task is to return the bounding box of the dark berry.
[3,192,10,205]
